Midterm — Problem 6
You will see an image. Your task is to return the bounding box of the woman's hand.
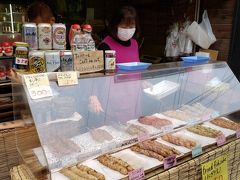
[88,95,104,114]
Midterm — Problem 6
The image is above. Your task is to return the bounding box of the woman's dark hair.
[108,6,140,39]
[27,1,53,22]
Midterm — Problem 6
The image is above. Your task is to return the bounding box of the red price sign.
[164,155,177,169]
[16,57,28,65]
[128,168,145,180]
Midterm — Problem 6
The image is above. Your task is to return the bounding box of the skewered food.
[187,125,223,138]
[76,165,105,180]
[211,117,240,130]
[126,124,148,135]
[131,145,164,161]
[161,134,197,149]
[90,129,113,143]
[138,116,172,129]
[70,166,98,180]
[97,154,133,175]
[61,168,85,180]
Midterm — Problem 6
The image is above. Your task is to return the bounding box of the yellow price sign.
[57,71,78,86]
[201,154,228,180]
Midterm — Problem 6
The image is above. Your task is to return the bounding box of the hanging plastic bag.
[199,10,216,45]
[187,10,216,49]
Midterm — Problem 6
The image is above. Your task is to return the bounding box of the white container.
[45,50,60,72]
[38,23,52,50]
[22,23,38,50]
[52,23,66,50]
[60,50,73,71]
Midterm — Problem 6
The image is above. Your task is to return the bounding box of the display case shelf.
[12,61,240,179]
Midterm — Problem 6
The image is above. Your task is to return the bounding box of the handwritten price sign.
[57,71,78,86]
[201,154,228,180]
[24,73,53,100]
[128,168,145,180]
[164,155,177,169]
[15,57,28,65]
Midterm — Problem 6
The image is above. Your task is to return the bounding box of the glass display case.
[13,61,240,179]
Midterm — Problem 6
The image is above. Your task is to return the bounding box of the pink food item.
[138,116,172,129]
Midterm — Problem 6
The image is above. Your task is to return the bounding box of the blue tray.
[181,56,209,63]
[116,62,151,71]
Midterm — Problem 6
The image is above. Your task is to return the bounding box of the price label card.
[164,155,177,169]
[16,57,28,65]
[201,154,228,180]
[216,135,226,146]
[161,124,174,133]
[128,168,145,180]
[57,71,78,86]
[236,129,240,138]
[192,144,202,158]
[24,73,53,100]
[137,133,150,142]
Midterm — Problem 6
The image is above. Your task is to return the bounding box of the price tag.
[192,144,202,158]
[128,168,145,180]
[216,135,226,146]
[211,111,220,119]
[164,155,177,169]
[236,129,240,138]
[137,133,150,142]
[161,124,174,133]
[201,154,228,180]
[24,73,53,100]
[57,71,78,86]
[15,57,28,65]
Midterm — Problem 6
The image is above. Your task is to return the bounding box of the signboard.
[73,50,104,73]
[24,73,53,99]
[128,168,145,180]
[57,71,78,86]
[201,154,228,180]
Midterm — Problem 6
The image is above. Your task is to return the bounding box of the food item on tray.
[97,154,133,175]
[70,166,98,180]
[138,116,172,129]
[77,164,105,180]
[161,134,197,149]
[187,124,223,138]
[138,140,180,157]
[61,168,85,180]
[44,135,81,157]
[210,117,240,130]
[90,128,113,143]
[131,145,164,161]
[163,110,192,121]
[126,124,148,135]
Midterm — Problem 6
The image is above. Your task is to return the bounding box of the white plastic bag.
[199,10,216,45]
[187,10,216,49]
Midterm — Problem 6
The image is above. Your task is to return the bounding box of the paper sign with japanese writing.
[24,73,53,99]
[128,168,145,180]
[73,50,104,73]
[201,154,228,180]
[57,71,78,86]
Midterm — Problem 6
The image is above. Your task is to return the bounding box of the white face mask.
[117,27,136,41]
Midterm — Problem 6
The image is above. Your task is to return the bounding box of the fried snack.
[131,145,164,161]
[187,125,223,138]
[138,116,172,129]
[90,129,113,143]
[138,140,180,157]
[77,165,105,180]
[161,134,196,149]
[104,154,134,171]
[211,117,240,130]
[69,166,98,180]
[97,155,128,175]
[61,168,85,180]
[126,124,148,135]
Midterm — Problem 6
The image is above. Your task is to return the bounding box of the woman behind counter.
[98,6,140,63]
